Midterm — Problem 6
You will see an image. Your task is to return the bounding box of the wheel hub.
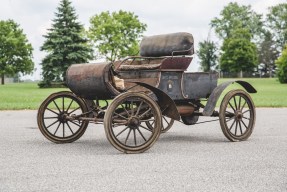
[235,110,243,121]
[128,117,140,129]
[58,112,68,123]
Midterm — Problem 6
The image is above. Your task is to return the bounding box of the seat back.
[160,57,193,71]
[140,32,194,57]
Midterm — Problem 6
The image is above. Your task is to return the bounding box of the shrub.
[276,45,287,83]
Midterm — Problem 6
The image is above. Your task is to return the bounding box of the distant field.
[218,78,287,107]
[0,78,286,110]
[0,83,68,110]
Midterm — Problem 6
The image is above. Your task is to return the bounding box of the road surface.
[0,108,286,191]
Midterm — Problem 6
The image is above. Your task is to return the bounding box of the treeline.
[0,0,146,86]
[197,2,287,83]
[1,0,287,86]
[39,0,146,87]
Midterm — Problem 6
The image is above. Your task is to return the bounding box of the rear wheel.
[146,116,174,133]
[219,89,256,142]
[37,91,89,143]
[104,92,162,153]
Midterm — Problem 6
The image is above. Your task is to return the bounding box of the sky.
[0,0,286,80]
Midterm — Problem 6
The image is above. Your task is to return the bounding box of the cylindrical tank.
[66,62,120,100]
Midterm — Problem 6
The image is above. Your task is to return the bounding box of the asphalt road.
[0,108,286,192]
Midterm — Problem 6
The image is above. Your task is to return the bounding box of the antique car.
[37,32,256,154]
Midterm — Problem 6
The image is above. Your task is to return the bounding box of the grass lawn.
[0,78,286,110]
[0,83,68,110]
[218,78,287,107]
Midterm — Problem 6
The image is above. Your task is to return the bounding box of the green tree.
[220,28,258,76]
[258,31,279,77]
[211,2,263,40]
[276,45,287,83]
[39,0,92,88]
[197,40,218,72]
[266,3,287,51]
[0,20,34,85]
[88,10,147,62]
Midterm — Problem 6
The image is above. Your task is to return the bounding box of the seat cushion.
[140,32,194,57]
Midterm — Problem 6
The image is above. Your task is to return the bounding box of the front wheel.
[37,91,89,143]
[219,89,256,142]
[104,92,162,154]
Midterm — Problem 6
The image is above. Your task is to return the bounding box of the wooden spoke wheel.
[146,116,174,133]
[37,91,89,143]
[219,89,256,142]
[104,92,162,154]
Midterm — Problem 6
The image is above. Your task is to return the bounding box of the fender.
[202,80,257,116]
[133,82,180,121]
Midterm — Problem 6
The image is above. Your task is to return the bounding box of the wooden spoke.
[133,129,137,146]
[242,116,250,120]
[139,124,152,132]
[140,119,155,123]
[241,120,248,129]
[54,122,61,135]
[242,109,251,115]
[113,112,129,120]
[46,108,59,115]
[225,116,235,123]
[228,119,236,131]
[44,116,58,119]
[238,96,242,110]
[53,100,61,113]
[46,119,60,129]
[239,121,243,135]
[125,129,132,145]
[62,97,65,112]
[115,126,129,137]
[112,122,128,127]
[228,101,236,112]
[66,99,74,112]
[66,122,74,134]
[68,107,80,115]
[137,128,147,141]
[139,108,152,119]
[240,101,247,111]
[135,101,143,116]
[121,104,131,118]
[234,121,238,136]
[163,116,169,124]
[62,123,65,137]
[234,96,238,110]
